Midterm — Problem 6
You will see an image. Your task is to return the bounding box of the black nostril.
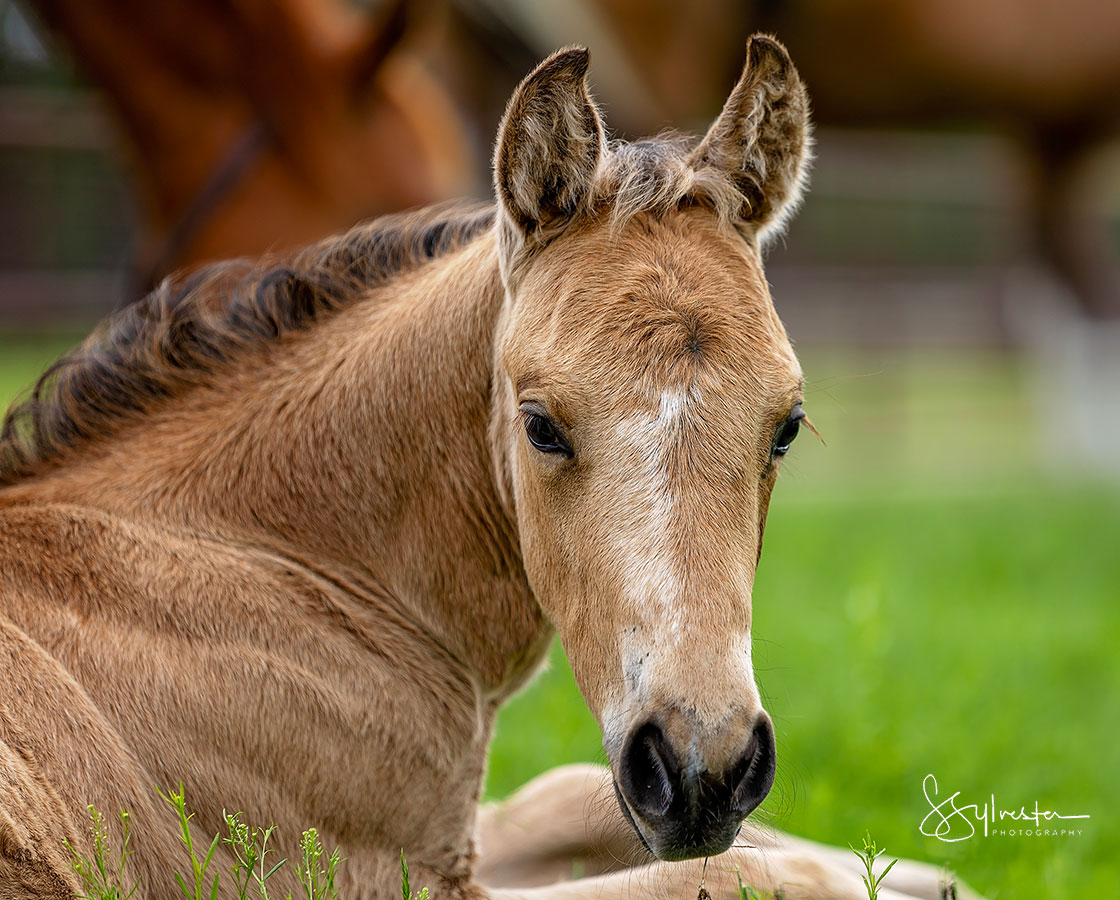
[619,721,681,818]
[730,715,777,817]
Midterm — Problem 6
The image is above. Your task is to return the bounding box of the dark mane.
[0,201,495,486]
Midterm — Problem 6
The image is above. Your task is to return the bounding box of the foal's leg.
[483,845,933,900]
[476,765,832,885]
[0,612,187,900]
[740,832,980,900]
[0,738,78,900]
[476,764,647,887]
[476,764,969,900]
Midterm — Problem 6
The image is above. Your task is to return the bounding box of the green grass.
[65,806,139,900]
[849,834,899,900]
[3,340,1116,897]
[67,792,351,900]
[0,332,83,409]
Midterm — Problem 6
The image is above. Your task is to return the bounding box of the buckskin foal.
[0,36,960,900]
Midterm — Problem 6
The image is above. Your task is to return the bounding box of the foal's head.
[490,37,811,861]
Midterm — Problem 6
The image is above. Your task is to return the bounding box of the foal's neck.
[38,231,548,697]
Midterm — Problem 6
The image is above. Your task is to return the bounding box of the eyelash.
[522,409,573,457]
[772,404,806,458]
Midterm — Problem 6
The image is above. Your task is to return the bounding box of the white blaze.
[606,386,761,737]
[611,388,696,652]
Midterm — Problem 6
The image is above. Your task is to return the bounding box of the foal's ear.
[689,35,811,241]
[494,47,605,241]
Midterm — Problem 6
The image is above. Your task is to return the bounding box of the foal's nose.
[617,712,776,860]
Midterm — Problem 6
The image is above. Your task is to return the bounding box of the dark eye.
[773,405,805,457]
[524,412,573,457]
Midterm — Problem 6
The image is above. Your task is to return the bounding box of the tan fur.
[0,38,957,900]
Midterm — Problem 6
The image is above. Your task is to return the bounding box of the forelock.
[591,135,749,232]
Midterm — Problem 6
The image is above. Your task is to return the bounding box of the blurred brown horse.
[29,0,477,291]
[30,0,1120,319]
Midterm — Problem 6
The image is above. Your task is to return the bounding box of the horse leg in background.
[1016,120,1120,479]
[475,764,962,900]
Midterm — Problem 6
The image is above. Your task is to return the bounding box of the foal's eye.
[524,412,573,457]
[772,405,806,457]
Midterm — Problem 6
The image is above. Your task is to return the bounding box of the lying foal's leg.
[484,846,929,900]
[476,764,648,887]
[745,832,979,900]
[476,764,968,900]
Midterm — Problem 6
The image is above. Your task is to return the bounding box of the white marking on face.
[609,385,708,712]
[658,388,687,427]
[611,389,694,651]
[731,632,757,699]
[600,386,766,760]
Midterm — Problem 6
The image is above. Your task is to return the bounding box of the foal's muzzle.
[616,712,776,860]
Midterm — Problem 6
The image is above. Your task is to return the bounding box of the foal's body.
[0,223,528,898]
[0,39,965,900]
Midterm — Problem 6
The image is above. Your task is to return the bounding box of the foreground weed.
[733,869,778,900]
[66,791,349,900]
[223,812,286,900]
[64,805,140,900]
[938,869,959,900]
[158,784,221,900]
[400,850,429,900]
[295,828,342,900]
[849,833,897,900]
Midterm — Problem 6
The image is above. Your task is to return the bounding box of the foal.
[0,37,960,900]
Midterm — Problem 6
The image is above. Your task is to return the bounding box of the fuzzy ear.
[689,35,811,241]
[494,47,605,240]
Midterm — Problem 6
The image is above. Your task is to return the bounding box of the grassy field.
[1,338,1117,897]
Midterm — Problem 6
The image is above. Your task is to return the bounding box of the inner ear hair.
[688,34,812,242]
[494,47,605,239]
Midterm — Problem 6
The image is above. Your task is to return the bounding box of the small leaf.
[203,833,221,869]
